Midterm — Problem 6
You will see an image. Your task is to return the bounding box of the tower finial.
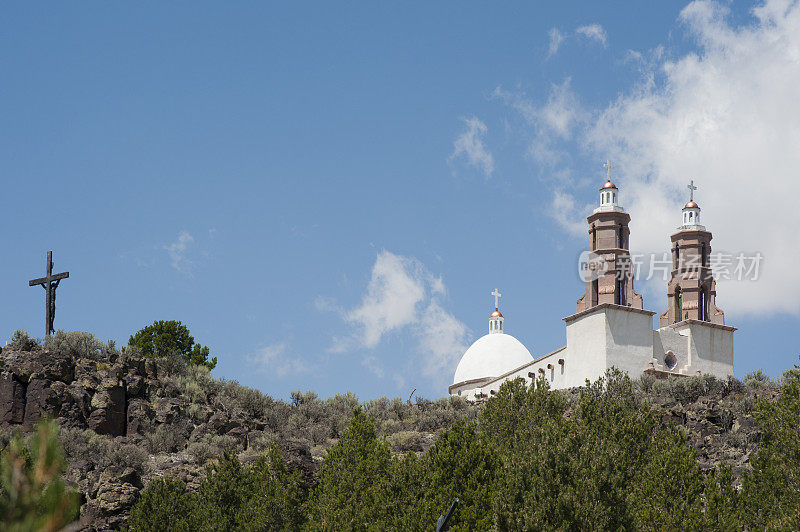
[489,288,504,334]
[603,159,614,180]
[687,180,697,202]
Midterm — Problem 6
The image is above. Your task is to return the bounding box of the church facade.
[450,175,735,400]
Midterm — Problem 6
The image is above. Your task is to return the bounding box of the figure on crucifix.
[29,251,70,336]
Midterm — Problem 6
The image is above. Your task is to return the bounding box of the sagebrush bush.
[388,430,424,452]
[636,373,656,393]
[8,329,38,351]
[744,368,771,387]
[219,381,275,419]
[44,330,117,360]
[248,430,279,452]
[187,441,218,464]
[108,443,149,473]
[148,422,189,453]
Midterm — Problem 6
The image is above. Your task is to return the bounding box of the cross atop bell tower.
[604,159,614,180]
[687,180,697,202]
[489,288,504,334]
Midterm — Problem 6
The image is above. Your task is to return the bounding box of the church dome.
[490,309,503,318]
[601,180,617,190]
[452,333,533,385]
[684,200,699,209]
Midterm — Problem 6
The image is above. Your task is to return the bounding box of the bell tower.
[576,161,644,312]
[660,181,725,326]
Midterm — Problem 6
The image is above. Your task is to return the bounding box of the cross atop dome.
[598,160,620,210]
[604,159,614,180]
[681,180,702,226]
[489,288,504,334]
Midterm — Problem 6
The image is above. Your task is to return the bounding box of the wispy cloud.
[576,24,608,46]
[322,250,471,383]
[247,342,307,377]
[163,230,194,274]
[547,27,565,58]
[493,78,586,170]
[449,117,495,177]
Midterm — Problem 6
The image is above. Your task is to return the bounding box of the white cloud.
[572,0,800,315]
[415,301,471,378]
[346,251,427,348]
[449,117,495,176]
[550,190,591,236]
[163,231,194,274]
[493,79,586,169]
[328,250,471,383]
[362,355,385,378]
[248,342,307,377]
[576,24,608,46]
[547,27,565,57]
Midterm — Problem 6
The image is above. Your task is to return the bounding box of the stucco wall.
[563,310,610,388]
[673,322,734,378]
[604,306,656,378]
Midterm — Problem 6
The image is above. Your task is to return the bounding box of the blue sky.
[2,1,799,401]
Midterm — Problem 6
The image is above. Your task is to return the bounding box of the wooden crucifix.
[29,251,69,336]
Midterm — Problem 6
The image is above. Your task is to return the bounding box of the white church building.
[450,172,735,400]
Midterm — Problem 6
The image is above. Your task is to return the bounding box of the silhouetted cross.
[29,251,69,336]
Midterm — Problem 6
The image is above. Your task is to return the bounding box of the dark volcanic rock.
[88,379,127,437]
[126,398,154,436]
[24,379,60,426]
[81,468,142,530]
[0,371,26,424]
[3,349,74,383]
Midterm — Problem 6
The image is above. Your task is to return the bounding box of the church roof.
[601,180,617,190]
[452,332,533,385]
[490,308,503,318]
[684,200,699,209]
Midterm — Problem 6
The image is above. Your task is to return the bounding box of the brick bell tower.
[577,162,644,312]
[660,181,725,326]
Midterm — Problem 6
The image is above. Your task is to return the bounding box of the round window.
[664,351,678,370]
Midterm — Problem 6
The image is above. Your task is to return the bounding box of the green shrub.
[128,320,216,369]
[8,329,37,351]
[0,420,80,530]
[187,442,218,465]
[128,478,194,532]
[220,382,274,419]
[743,368,771,387]
[108,443,149,473]
[636,373,656,393]
[387,430,424,452]
[306,410,392,529]
[148,423,189,453]
[741,356,800,529]
[44,330,116,360]
[132,449,306,531]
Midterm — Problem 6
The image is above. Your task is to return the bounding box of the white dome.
[453,333,533,385]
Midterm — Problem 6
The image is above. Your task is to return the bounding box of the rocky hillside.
[0,338,778,530]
